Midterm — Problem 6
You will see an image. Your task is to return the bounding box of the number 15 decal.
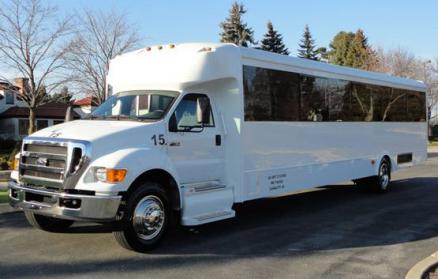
[151,134,166,145]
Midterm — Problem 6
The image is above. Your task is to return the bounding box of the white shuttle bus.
[9,43,427,252]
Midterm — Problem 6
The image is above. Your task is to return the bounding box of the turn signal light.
[95,168,127,183]
[106,169,127,183]
[14,158,19,171]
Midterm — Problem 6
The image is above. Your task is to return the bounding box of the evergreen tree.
[347,29,370,68]
[315,47,328,61]
[329,29,378,70]
[258,21,289,55]
[297,25,318,60]
[219,2,255,47]
[328,31,355,66]
[50,86,72,104]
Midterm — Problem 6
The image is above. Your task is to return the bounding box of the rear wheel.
[24,211,74,232]
[354,158,391,193]
[374,158,391,193]
[113,182,169,252]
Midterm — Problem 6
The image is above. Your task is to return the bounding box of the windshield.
[88,90,178,121]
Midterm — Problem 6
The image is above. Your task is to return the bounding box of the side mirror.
[65,106,73,122]
[169,113,177,132]
[196,97,211,125]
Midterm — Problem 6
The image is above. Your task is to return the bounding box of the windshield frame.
[85,90,180,122]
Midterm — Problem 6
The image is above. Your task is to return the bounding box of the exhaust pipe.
[65,106,73,122]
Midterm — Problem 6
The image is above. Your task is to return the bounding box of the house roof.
[0,103,80,119]
[0,80,19,91]
[73,97,99,107]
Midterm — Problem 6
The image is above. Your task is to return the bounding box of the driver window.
[171,94,214,131]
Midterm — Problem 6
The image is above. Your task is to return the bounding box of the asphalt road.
[1,155,438,279]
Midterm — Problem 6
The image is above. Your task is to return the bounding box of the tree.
[219,2,255,47]
[315,47,329,62]
[328,31,355,66]
[346,29,377,70]
[376,47,418,78]
[0,0,72,134]
[329,29,378,70]
[258,21,289,55]
[376,47,438,123]
[50,86,72,104]
[297,25,318,60]
[65,10,140,105]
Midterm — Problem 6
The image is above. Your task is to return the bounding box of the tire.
[113,182,170,252]
[354,158,391,193]
[372,158,391,193]
[24,211,74,232]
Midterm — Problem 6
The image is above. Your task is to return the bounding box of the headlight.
[94,167,127,183]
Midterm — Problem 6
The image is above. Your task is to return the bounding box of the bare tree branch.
[64,9,141,105]
[0,0,73,133]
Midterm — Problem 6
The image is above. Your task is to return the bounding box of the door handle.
[169,141,181,147]
[215,135,221,146]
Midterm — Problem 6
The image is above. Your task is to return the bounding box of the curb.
[406,251,438,279]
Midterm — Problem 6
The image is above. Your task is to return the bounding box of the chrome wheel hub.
[132,195,165,240]
[379,163,390,190]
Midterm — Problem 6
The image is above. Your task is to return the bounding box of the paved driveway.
[1,155,438,279]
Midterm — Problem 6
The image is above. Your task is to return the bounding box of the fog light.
[59,198,81,209]
[10,188,18,199]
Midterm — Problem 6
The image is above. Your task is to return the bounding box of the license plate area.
[25,192,57,204]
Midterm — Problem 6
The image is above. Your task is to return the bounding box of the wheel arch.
[124,168,181,211]
[375,154,393,172]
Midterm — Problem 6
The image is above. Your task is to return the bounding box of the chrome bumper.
[8,180,122,222]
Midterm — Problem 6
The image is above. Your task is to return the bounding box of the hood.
[29,120,156,142]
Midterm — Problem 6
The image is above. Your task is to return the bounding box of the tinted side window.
[382,89,407,121]
[407,90,426,122]
[243,66,300,121]
[243,65,426,122]
[327,79,351,121]
[300,76,328,121]
[243,66,272,121]
[272,69,300,121]
[350,82,373,121]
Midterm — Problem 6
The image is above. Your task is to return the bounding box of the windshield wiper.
[102,115,133,120]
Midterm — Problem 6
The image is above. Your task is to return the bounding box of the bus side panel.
[242,122,427,200]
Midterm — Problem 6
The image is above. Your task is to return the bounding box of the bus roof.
[113,43,426,93]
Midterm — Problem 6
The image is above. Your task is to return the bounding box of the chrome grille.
[19,138,91,190]
[20,143,68,188]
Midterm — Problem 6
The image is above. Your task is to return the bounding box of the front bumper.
[8,180,122,222]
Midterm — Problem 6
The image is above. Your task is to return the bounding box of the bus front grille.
[20,143,69,189]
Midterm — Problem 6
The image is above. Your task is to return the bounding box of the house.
[73,96,98,117]
[0,78,80,140]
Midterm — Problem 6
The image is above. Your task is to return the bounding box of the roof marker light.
[169,44,175,48]
[158,45,163,50]
[146,47,151,51]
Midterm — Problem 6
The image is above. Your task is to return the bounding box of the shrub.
[0,138,17,151]
[0,161,9,170]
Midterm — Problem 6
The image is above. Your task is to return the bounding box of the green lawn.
[0,190,8,203]
[429,141,438,147]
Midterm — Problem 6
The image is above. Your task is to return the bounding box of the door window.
[170,94,214,132]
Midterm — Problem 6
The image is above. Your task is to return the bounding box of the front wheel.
[24,211,74,232]
[113,182,170,252]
